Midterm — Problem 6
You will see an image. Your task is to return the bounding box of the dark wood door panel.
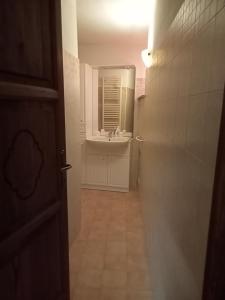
[0,0,70,299]
[0,82,58,100]
[0,215,63,300]
[0,202,60,267]
[0,0,53,86]
[0,100,59,238]
[203,87,225,299]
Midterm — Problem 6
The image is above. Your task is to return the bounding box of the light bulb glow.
[141,49,152,68]
[148,0,156,50]
[141,0,156,67]
[107,0,152,28]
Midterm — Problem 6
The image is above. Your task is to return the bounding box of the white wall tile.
[141,1,225,299]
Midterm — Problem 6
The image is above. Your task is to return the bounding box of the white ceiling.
[77,0,150,47]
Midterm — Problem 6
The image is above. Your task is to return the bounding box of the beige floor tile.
[127,271,150,290]
[95,216,111,224]
[82,203,94,210]
[126,201,141,210]
[84,241,106,256]
[81,216,94,227]
[88,228,108,240]
[105,191,122,200]
[105,254,127,270]
[101,288,127,300]
[126,216,144,227]
[126,205,141,214]
[74,189,150,297]
[95,208,111,217]
[77,227,90,241]
[126,229,145,242]
[92,220,110,230]
[111,210,126,219]
[126,224,145,233]
[70,241,87,256]
[127,254,149,271]
[72,288,101,300]
[81,210,89,218]
[102,270,127,288]
[82,205,96,215]
[96,199,113,209]
[107,228,126,241]
[106,241,127,256]
[82,253,105,270]
[109,222,126,231]
[127,290,152,300]
[111,202,126,209]
[77,270,102,288]
[110,219,127,229]
[111,199,126,207]
[69,271,79,293]
[110,218,127,227]
[70,255,83,271]
[127,239,147,256]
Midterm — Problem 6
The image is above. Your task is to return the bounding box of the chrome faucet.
[108,128,116,139]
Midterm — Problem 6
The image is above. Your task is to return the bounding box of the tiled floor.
[70,189,151,300]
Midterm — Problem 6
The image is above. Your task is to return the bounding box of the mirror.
[97,66,135,134]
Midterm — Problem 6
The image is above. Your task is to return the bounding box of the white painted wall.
[80,64,93,137]
[92,69,99,134]
[79,44,145,79]
[61,0,81,246]
[80,64,100,136]
[61,0,78,57]
[84,64,93,137]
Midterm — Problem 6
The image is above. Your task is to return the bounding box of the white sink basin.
[86,136,130,144]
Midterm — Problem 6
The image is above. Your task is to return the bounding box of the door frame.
[202,84,225,300]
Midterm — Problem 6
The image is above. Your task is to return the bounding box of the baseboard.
[81,184,129,193]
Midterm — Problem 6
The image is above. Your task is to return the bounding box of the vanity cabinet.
[108,155,130,188]
[86,154,108,186]
[82,141,131,192]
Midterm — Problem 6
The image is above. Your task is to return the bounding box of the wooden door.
[0,1,70,299]
[202,85,225,300]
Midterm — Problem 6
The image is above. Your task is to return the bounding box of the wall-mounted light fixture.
[141,48,152,68]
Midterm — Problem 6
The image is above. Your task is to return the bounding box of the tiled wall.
[63,50,81,246]
[131,78,146,190]
[142,0,225,299]
[135,78,146,99]
[135,78,146,138]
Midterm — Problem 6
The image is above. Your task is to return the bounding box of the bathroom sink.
[86,136,130,144]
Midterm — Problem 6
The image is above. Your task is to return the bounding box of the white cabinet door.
[108,155,129,188]
[86,154,108,185]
